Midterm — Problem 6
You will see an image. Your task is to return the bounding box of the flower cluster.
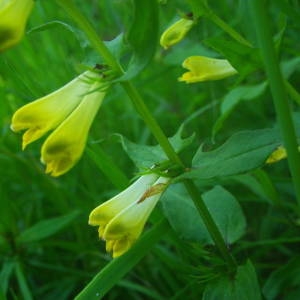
[89,174,170,257]
[11,71,108,176]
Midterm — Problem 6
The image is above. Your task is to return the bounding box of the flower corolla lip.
[160,18,194,50]
[178,56,238,83]
[89,174,170,257]
[0,0,34,52]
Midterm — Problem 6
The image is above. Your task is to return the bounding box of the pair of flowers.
[160,17,238,82]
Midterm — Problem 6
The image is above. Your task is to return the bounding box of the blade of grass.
[75,218,171,299]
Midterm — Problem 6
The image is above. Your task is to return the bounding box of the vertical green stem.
[120,82,184,167]
[183,180,237,271]
[55,0,120,72]
[206,12,252,47]
[250,0,300,206]
[56,0,236,271]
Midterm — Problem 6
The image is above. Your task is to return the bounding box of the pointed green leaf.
[180,128,281,180]
[16,210,80,244]
[203,260,262,300]
[162,185,246,244]
[263,256,300,300]
[115,127,194,169]
[119,0,159,80]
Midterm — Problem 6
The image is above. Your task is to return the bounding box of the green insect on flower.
[11,71,108,177]
[0,0,34,52]
[179,56,238,83]
[89,174,170,258]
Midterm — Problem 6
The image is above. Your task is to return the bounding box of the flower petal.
[178,56,238,83]
[11,71,96,149]
[103,177,169,241]
[40,81,107,177]
[0,0,34,52]
[89,174,159,226]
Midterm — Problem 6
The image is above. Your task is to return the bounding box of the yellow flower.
[265,146,287,164]
[266,145,300,164]
[160,18,194,50]
[0,0,34,52]
[179,56,238,83]
[89,174,170,258]
[11,71,108,176]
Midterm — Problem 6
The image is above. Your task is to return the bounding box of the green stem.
[183,180,237,271]
[120,81,183,167]
[57,0,236,271]
[285,80,300,106]
[206,12,252,47]
[55,0,120,72]
[250,0,300,207]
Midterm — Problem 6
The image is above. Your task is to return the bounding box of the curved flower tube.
[89,174,170,257]
[160,18,194,50]
[179,56,238,83]
[0,0,34,52]
[11,72,97,149]
[11,71,108,176]
[41,82,106,177]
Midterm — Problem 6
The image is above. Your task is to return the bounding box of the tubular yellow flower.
[89,174,170,258]
[160,18,194,50]
[41,82,106,177]
[11,71,108,176]
[11,72,97,149]
[0,0,34,52]
[179,56,238,83]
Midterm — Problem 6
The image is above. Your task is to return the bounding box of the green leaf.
[75,219,170,299]
[16,210,80,244]
[115,126,194,169]
[231,171,279,204]
[213,82,267,137]
[180,128,281,181]
[15,262,33,300]
[0,260,15,295]
[263,256,300,300]
[86,144,129,190]
[203,260,262,300]
[162,185,246,244]
[119,0,159,80]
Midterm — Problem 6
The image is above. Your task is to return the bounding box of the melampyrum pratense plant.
[2,0,300,299]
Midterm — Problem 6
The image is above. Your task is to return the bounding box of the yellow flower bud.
[160,18,194,50]
[0,0,34,52]
[179,56,238,83]
[89,174,170,258]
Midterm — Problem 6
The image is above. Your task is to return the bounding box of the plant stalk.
[250,0,300,207]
